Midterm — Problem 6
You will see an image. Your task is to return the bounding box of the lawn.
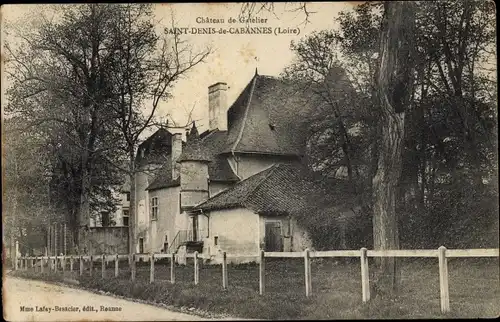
[12,257,500,319]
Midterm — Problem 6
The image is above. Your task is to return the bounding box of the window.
[151,197,159,221]
[101,211,110,227]
[122,209,129,227]
[139,238,144,254]
[126,192,130,201]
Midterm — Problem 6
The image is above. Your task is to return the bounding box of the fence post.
[304,248,312,297]
[194,251,199,285]
[79,256,83,276]
[438,246,450,313]
[54,224,58,257]
[41,256,44,273]
[131,254,136,281]
[360,247,370,302]
[63,223,67,255]
[101,254,106,278]
[62,255,66,273]
[89,255,93,276]
[222,252,228,290]
[170,253,176,284]
[114,254,119,277]
[259,249,265,295]
[70,255,74,272]
[150,253,155,283]
[31,257,35,271]
[54,255,58,272]
[48,226,51,256]
[14,241,19,270]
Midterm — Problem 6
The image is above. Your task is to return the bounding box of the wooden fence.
[15,246,499,314]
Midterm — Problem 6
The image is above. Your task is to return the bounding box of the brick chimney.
[208,82,228,131]
[171,133,182,179]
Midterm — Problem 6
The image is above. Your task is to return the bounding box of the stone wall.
[87,227,129,254]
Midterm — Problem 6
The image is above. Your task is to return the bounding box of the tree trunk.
[128,150,136,254]
[78,166,91,254]
[371,1,415,296]
[372,112,404,294]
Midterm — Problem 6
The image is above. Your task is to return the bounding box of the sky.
[1,3,356,137]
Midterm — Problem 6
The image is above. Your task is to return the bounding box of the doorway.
[265,221,284,252]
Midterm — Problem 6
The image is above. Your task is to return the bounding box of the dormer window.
[269,123,276,131]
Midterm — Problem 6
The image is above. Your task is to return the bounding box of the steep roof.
[145,161,180,191]
[135,128,173,167]
[179,130,239,182]
[195,163,356,216]
[144,70,356,190]
[223,74,316,156]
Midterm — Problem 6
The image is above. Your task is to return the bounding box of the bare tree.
[4,4,210,254]
[104,5,211,253]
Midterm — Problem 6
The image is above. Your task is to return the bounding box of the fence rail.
[14,246,499,314]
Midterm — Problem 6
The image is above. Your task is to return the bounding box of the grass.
[10,257,500,319]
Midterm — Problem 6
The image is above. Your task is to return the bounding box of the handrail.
[167,229,207,253]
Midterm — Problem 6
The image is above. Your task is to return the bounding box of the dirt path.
[3,276,218,321]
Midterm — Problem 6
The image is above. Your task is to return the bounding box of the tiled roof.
[179,130,239,182]
[223,75,318,156]
[144,70,355,191]
[145,161,180,191]
[135,128,173,167]
[195,163,356,216]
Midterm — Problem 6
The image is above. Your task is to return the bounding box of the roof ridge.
[201,129,218,141]
[241,163,279,204]
[231,74,258,153]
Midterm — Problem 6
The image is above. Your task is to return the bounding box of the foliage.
[284,1,497,251]
[3,4,210,251]
[2,117,59,253]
